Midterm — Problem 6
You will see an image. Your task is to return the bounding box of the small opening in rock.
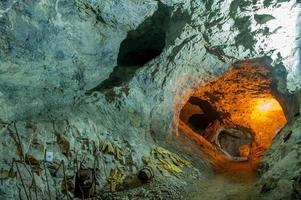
[87,3,172,94]
[117,3,171,67]
[180,97,221,135]
[188,114,212,133]
[118,31,166,66]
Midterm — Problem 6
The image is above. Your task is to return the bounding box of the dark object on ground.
[74,169,96,198]
[138,166,154,182]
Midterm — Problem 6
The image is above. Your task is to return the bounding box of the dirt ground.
[186,171,259,200]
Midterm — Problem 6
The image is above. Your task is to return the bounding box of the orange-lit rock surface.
[178,61,287,172]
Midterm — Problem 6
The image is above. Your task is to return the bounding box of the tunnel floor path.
[187,171,259,200]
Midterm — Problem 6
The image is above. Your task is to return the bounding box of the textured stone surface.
[256,114,301,200]
[0,0,301,199]
[0,0,157,121]
[0,0,300,121]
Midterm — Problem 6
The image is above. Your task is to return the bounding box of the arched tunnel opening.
[178,61,288,172]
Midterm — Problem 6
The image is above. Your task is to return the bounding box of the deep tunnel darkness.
[186,97,221,134]
[181,97,231,136]
[188,114,212,132]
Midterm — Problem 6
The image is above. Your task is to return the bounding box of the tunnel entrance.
[180,97,221,135]
[177,60,287,172]
[188,114,213,133]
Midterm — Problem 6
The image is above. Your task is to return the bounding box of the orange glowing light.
[176,62,287,172]
[256,98,281,112]
[251,98,285,123]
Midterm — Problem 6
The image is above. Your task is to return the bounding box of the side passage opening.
[88,3,172,93]
[178,61,287,172]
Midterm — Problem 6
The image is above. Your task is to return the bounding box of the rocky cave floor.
[1,113,300,200]
[94,114,301,200]
[102,170,257,200]
[78,113,301,200]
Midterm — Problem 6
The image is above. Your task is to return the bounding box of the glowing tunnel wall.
[177,61,287,172]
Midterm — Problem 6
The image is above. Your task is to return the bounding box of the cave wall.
[0,0,301,199]
[256,112,301,199]
[0,0,300,122]
[0,0,158,121]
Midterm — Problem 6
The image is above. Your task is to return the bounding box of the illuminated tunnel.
[177,61,287,172]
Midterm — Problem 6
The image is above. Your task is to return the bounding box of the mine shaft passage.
[178,61,287,172]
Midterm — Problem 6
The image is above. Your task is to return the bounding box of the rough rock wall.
[0,0,158,121]
[0,0,301,199]
[0,0,300,122]
[256,110,301,200]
